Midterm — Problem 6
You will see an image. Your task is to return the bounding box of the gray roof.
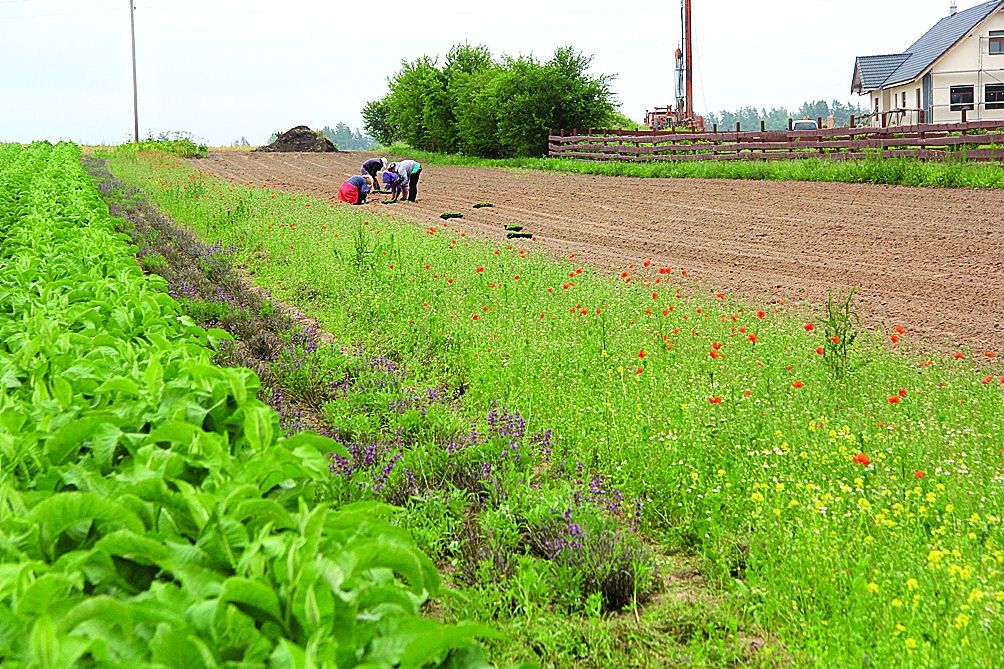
[852,0,1004,92]
[853,54,911,91]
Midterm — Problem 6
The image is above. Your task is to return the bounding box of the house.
[851,0,1004,125]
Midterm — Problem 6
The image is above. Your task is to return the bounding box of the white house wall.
[930,8,1004,121]
[863,8,1004,125]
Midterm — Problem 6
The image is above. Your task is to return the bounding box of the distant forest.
[265,124,378,150]
[705,100,871,130]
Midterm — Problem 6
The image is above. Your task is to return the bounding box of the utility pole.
[129,0,139,143]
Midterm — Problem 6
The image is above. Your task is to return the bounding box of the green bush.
[366,44,616,158]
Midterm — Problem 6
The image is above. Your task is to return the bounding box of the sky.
[0,0,978,145]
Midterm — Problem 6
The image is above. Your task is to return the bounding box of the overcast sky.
[0,0,974,145]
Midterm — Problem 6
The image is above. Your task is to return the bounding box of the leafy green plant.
[0,143,492,668]
[441,212,464,220]
[822,288,861,379]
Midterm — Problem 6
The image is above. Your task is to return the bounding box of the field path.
[195,151,1004,352]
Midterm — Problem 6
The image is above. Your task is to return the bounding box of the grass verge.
[385,143,1004,189]
[106,147,1004,668]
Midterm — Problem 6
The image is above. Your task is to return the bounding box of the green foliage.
[365,44,615,158]
[107,147,1004,668]
[0,143,491,668]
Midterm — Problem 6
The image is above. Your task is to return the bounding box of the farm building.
[851,0,1004,125]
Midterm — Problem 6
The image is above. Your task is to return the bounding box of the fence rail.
[548,120,1004,163]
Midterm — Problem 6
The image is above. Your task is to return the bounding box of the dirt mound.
[255,126,337,153]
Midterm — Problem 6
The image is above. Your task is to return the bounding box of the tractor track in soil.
[194,151,1004,353]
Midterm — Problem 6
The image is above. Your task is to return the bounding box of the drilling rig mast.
[645,0,705,131]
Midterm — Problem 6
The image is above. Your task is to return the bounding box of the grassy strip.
[0,143,491,668]
[108,148,1004,668]
[385,143,1004,188]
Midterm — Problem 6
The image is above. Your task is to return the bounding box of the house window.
[987,84,1004,110]
[916,88,922,110]
[903,91,908,108]
[874,96,879,113]
[990,30,1004,54]
[951,85,975,111]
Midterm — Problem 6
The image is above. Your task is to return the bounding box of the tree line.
[706,100,870,131]
[265,124,377,151]
[363,44,625,158]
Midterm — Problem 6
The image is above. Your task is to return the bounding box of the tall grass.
[386,143,1004,189]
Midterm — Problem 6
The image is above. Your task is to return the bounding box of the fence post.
[736,122,741,133]
[919,109,925,124]
[817,116,823,129]
[712,123,718,133]
[881,113,887,128]
[850,115,856,128]
[760,120,766,132]
[788,118,793,131]
[961,109,968,124]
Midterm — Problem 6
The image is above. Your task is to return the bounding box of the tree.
[362,98,396,146]
[364,44,617,158]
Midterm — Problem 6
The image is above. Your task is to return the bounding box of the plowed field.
[195,151,1004,351]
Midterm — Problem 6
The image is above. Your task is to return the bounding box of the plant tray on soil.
[381,199,396,205]
[506,232,533,239]
[505,225,523,232]
[474,202,494,209]
[440,212,464,220]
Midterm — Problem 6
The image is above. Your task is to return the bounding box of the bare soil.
[195,151,1004,352]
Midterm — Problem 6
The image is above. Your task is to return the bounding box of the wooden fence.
[548,120,1004,162]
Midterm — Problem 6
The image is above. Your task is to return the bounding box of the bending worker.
[387,159,422,202]
[361,157,387,188]
[338,174,372,205]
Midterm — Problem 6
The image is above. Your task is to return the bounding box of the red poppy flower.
[757,311,765,320]
[652,292,659,300]
[891,335,900,344]
[914,471,925,479]
[596,308,603,315]
[712,342,723,351]
[743,389,752,397]
[620,271,629,278]
[896,325,906,335]
[898,388,908,398]
[831,336,841,345]
[513,275,521,281]
[708,397,722,405]
[471,314,480,321]
[954,352,965,359]
[786,365,794,371]
[749,334,758,344]
[424,264,431,270]
[853,453,872,467]
[643,260,651,268]
[638,349,647,359]
[476,267,484,273]
[539,312,545,319]
[792,380,804,389]
[710,350,719,360]
[816,347,825,356]
[983,375,994,385]
[805,323,815,332]
[636,367,644,374]
[716,293,726,300]
[888,396,900,404]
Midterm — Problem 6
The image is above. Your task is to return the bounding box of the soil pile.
[255,126,337,153]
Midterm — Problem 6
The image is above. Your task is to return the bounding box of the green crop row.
[386,144,1004,189]
[104,147,1004,668]
[0,143,492,669]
